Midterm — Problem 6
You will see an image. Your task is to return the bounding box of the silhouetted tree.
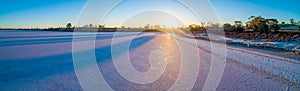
[99,25,105,28]
[290,18,295,25]
[247,16,269,33]
[248,16,255,20]
[266,19,280,32]
[189,24,206,33]
[66,23,72,29]
[223,23,233,31]
[234,21,244,32]
[66,23,72,31]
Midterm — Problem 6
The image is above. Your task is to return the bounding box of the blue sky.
[0,0,299,28]
[0,0,86,28]
[211,0,300,24]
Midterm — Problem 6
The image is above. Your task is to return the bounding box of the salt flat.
[0,30,299,91]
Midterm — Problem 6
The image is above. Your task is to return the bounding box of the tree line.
[223,16,300,33]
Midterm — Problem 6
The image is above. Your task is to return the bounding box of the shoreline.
[228,43,300,60]
[186,32,300,56]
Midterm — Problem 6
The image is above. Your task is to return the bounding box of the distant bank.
[0,28,163,32]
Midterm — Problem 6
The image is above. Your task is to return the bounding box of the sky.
[0,0,299,28]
